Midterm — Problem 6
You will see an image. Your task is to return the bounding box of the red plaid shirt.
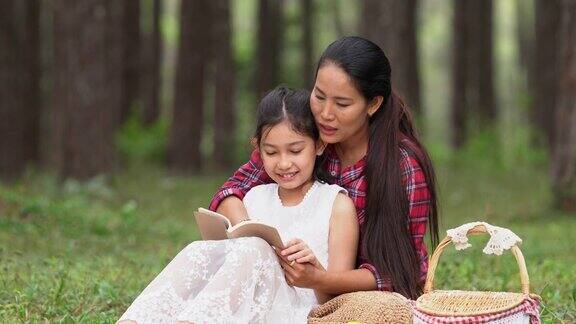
[209,142,431,291]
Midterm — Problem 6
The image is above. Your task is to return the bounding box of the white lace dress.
[118,181,346,324]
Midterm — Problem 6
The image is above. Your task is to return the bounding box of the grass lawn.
[1,162,575,323]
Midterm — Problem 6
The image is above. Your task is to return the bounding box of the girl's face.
[310,64,380,144]
[259,120,321,190]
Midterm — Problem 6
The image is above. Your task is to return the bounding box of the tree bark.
[550,0,576,212]
[301,0,314,87]
[534,0,562,148]
[450,0,468,149]
[516,0,535,93]
[142,0,162,126]
[255,0,282,99]
[0,0,40,180]
[168,0,210,172]
[121,0,141,124]
[212,0,236,171]
[331,0,345,38]
[449,0,496,148]
[51,0,124,179]
[361,0,421,114]
[469,0,496,124]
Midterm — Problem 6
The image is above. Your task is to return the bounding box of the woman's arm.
[209,149,272,225]
[216,196,250,226]
[314,268,377,294]
[277,257,378,295]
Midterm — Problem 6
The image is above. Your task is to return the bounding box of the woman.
[211,36,439,299]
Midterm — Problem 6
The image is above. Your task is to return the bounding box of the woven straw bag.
[308,291,413,323]
[413,223,541,323]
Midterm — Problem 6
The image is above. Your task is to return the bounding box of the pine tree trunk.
[121,0,141,124]
[331,0,345,38]
[451,0,468,149]
[469,0,496,124]
[142,0,161,126]
[301,0,314,87]
[534,0,562,147]
[450,0,496,148]
[256,0,282,99]
[51,0,124,179]
[360,0,421,114]
[550,0,576,212]
[516,0,535,95]
[0,0,40,180]
[212,0,236,171]
[168,0,210,172]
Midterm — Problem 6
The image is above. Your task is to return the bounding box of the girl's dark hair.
[255,86,330,183]
[317,36,439,299]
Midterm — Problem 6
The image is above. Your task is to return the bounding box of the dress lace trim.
[273,181,319,208]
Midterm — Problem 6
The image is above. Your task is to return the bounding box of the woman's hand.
[280,238,319,266]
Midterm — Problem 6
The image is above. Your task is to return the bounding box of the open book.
[194,207,285,249]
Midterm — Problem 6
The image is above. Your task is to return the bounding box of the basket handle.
[423,224,530,294]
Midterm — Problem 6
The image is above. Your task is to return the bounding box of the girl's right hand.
[279,238,319,267]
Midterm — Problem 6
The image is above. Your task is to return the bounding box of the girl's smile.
[260,120,319,192]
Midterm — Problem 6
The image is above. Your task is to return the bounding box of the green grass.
[0,162,574,323]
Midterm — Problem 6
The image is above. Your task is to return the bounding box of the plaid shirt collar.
[324,145,366,185]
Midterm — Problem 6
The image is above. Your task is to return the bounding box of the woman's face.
[310,64,376,144]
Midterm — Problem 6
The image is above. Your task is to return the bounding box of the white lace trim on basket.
[446,222,522,255]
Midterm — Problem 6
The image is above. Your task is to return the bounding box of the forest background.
[0,0,575,322]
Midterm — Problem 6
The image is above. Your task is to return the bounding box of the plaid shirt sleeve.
[359,263,393,291]
[359,148,431,291]
[209,149,272,211]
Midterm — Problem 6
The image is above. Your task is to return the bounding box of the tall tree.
[450,0,496,148]
[515,0,535,92]
[331,0,345,38]
[256,0,283,99]
[142,0,162,125]
[51,0,124,179]
[0,0,40,180]
[450,0,468,148]
[534,0,562,148]
[301,0,314,87]
[468,0,496,124]
[550,0,576,211]
[121,0,141,124]
[168,0,210,172]
[212,0,236,171]
[361,0,421,114]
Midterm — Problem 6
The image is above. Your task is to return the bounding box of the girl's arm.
[279,193,363,303]
[315,192,359,302]
[209,149,272,225]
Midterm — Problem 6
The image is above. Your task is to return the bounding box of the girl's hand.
[280,238,319,266]
[275,249,326,288]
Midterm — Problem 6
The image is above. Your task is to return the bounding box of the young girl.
[118,87,358,323]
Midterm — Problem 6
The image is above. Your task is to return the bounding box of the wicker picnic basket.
[413,223,541,323]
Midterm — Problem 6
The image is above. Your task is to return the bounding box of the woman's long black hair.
[317,36,439,299]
